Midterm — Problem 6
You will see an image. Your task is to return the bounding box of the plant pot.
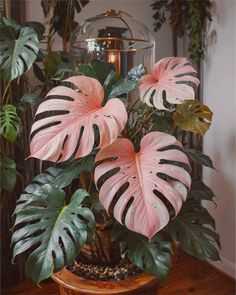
[52,268,157,295]
[52,219,158,294]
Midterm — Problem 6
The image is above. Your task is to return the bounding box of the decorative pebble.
[69,258,142,281]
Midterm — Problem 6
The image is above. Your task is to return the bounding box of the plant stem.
[80,172,87,191]
[128,96,140,115]
[87,170,94,193]
[63,0,72,52]
[131,111,155,139]
[2,80,11,105]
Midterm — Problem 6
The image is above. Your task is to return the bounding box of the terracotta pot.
[52,268,157,295]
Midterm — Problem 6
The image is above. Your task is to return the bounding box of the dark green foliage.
[188,179,216,204]
[151,0,171,31]
[76,60,137,102]
[0,104,21,143]
[167,198,220,261]
[0,21,39,80]
[12,185,95,283]
[151,0,212,60]
[0,156,16,192]
[1,17,21,31]
[20,91,42,106]
[21,155,95,195]
[32,63,46,82]
[25,22,45,41]
[103,70,137,102]
[43,51,62,78]
[41,0,89,42]
[50,155,95,188]
[103,71,123,99]
[185,148,215,170]
[112,223,173,280]
[150,111,174,133]
[76,59,115,84]
[52,63,73,81]
[83,193,104,212]
[108,78,137,100]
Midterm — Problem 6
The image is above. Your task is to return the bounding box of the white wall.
[203,0,236,278]
[25,0,173,61]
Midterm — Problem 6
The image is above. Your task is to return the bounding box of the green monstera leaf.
[112,223,173,280]
[188,179,216,204]
[0,104,21,142]
[22,155,95,196]
[103,70,137,101]
[0,24,39,80]
[173,100,213,136]
[76,59,114,84]
[167,198,220,261]
[185,149,215,170]
[12,185,95,283]
[76,60,137,102]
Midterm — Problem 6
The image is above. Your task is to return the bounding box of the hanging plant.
[41,0,90,51]
[151,0,212,61]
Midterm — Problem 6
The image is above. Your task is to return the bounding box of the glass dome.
[70,9,155,77]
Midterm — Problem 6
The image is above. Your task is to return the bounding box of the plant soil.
[69,259,142,281]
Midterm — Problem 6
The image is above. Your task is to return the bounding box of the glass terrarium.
[70,9,155,77]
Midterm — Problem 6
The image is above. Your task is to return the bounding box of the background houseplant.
[9,54,220,288]
[151,0,212,61]
[0,0,89,287]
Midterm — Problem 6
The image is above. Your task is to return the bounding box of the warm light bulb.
[107,51,121,74]
[108,52,116,63]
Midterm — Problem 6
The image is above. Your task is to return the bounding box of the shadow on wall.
[203,1,236,275]
[204,131,236,276]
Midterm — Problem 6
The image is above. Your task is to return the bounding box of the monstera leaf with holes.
[29,76,128,162]
[112,222,173,280]
[95,131,191,239]
[18,155,95,202]
[12,185,95,283]
[139,57,200,110]
[167,198,220,261]
[173,100,213,136]
[0,24,39,81]
[0,104,21,142]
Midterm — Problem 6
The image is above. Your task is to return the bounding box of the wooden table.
[2,254,235,295]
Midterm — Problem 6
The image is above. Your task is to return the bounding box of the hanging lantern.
[70,9,155,77]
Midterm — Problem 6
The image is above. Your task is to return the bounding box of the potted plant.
[8,52,220,294]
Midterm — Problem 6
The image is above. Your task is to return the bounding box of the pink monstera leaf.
[139,57,200,110]
[95,132,191,239]
[29,76,128,162]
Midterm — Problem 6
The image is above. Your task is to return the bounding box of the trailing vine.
[151,0,212,61]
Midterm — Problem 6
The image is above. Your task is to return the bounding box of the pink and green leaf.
[29,76,128,162]
[95,132,191,239]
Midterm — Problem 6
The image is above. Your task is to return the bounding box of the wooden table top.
[2,253,235,295]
